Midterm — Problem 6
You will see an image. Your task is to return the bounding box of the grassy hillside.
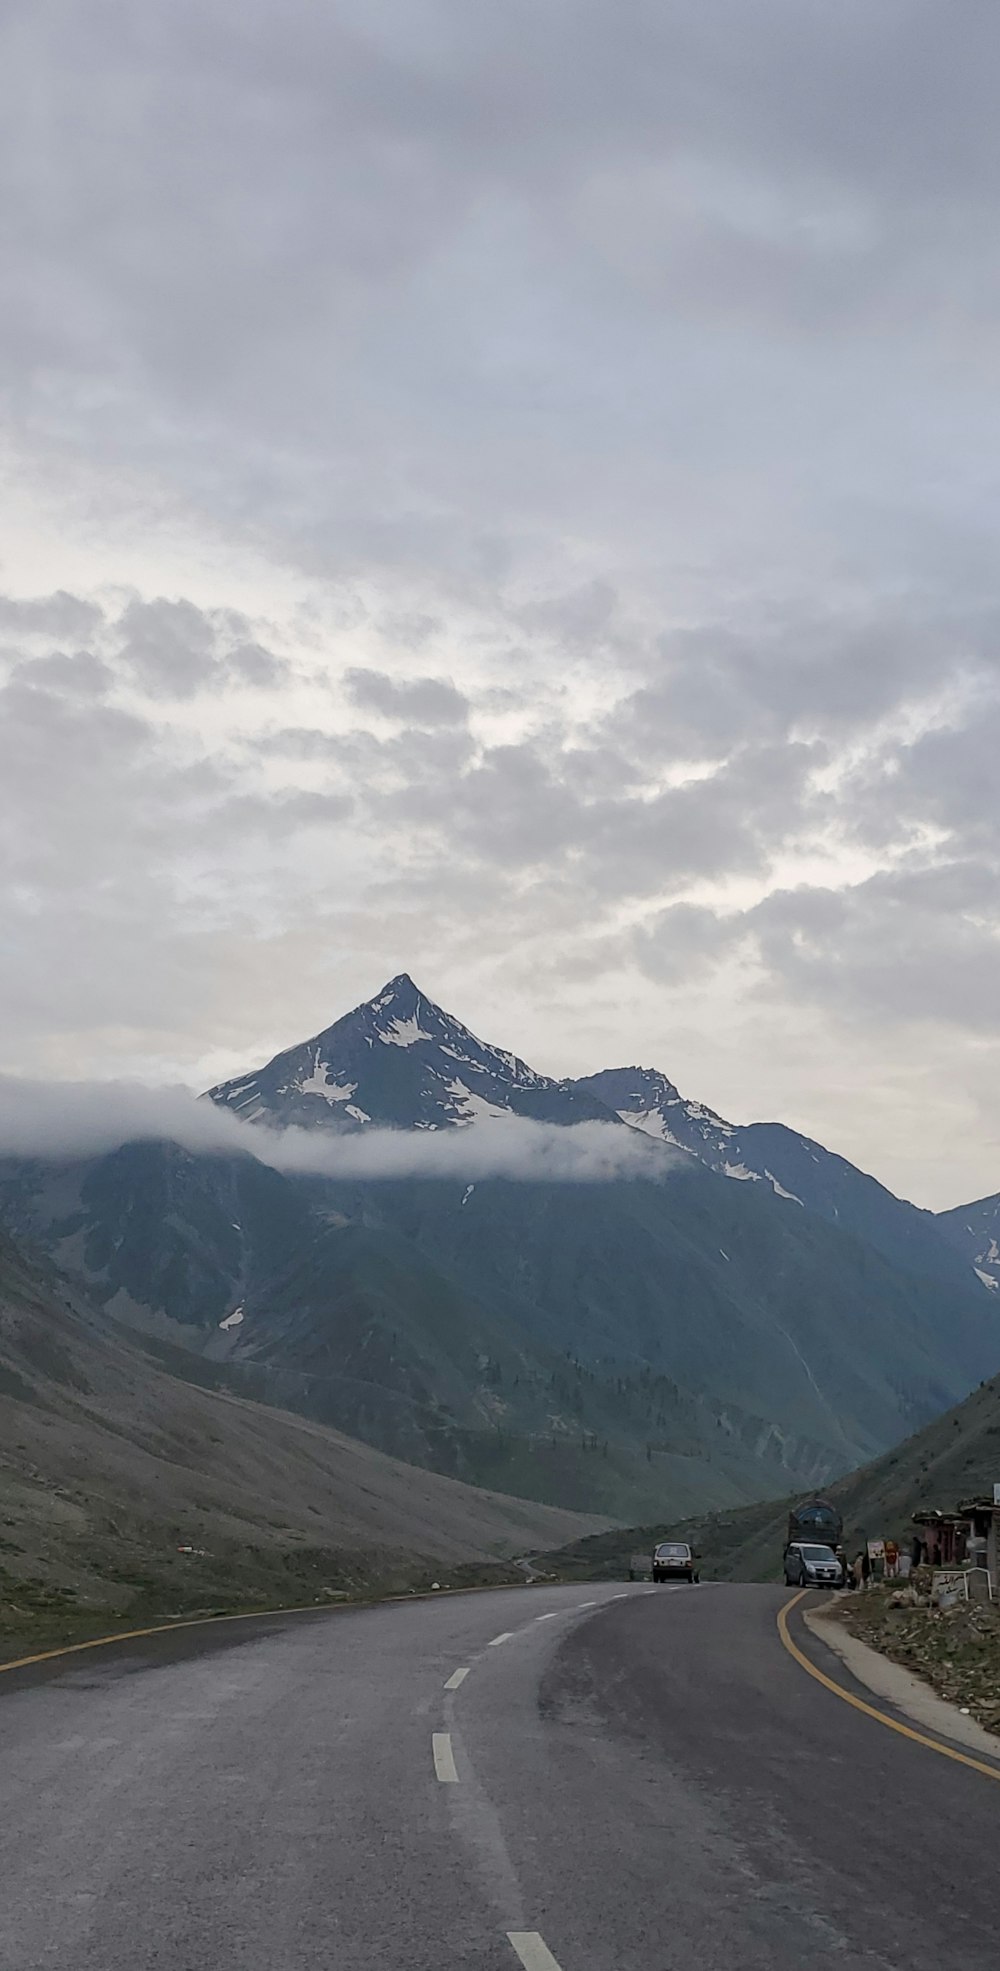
[545,1362,1000,1585]
[0,1230,604,1660]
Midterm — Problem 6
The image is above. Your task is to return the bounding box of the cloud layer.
[0,1077,668,1185]
[1,4,999,1207]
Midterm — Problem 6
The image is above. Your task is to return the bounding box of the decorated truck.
[787,1497,843,1550]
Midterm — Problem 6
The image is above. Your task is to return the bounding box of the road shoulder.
[804,1603,1000,1759]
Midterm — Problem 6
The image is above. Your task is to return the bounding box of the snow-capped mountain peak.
[206,977,616,1133]
[204,985,997,1301]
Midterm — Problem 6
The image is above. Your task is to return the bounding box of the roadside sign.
[993,1482,1000,1506]
[932,1569,968,1609]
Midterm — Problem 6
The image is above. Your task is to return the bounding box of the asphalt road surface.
[3,1581,999,1969]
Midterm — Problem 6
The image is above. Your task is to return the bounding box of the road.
[2,1581,999,1969]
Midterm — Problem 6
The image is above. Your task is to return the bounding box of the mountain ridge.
[936,1191,1000,1293]
[3,974,999,1526]
[573,1062,990,1295]
[207,976,997,1304]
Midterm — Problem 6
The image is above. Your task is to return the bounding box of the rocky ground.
[831,1585,1000,1734]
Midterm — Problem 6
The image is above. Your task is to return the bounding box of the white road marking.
[444,1667,469,1690]
[488,1631,515,1646]
[507,1930,564,1970]
[612,1592,628,1600]
[576,1600,597,1609]
[432,1732,459,1783]
[535,1611,558,1621]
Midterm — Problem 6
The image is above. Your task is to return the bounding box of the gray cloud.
[637,863,1000,1039]
[8,0,1000,597]
[116,597,217,697]
[748,868,1000,1034]
[112,597,289,698]
[634,902,750,988]
[344,667,468,725]
[227,640,290,688]
[10,649,115,697]
[2,9,1000,1202]
[0,591,104,640]
[849,698,1000,857]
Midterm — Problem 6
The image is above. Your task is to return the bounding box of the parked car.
[783,1541,843,1588]
[651,1540,699,1583]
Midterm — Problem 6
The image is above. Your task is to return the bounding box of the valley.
[3,975,998,1538]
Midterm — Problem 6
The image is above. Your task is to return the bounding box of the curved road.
[2,1582,999,1968]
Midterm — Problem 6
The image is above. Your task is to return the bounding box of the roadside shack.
[908,1498,1000,1602]
[957,1496,1000,1592]
[911,1509,967,1569]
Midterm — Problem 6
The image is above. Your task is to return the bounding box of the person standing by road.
[861,1548,872,1591]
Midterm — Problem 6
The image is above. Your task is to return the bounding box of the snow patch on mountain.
[297,1053,357,1101]
[378,1015,434,1048]
[765,1170,804,1206]
[617,1106,682,1146]
[446,1080,518,1124]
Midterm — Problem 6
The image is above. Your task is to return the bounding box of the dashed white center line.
[432,1732,459,1783]
[488,1631,515,1647]
[507,1930,563,1970]
[535,1611,558,1621]
[444,1667,469,1690]
[612,1592,628,1600]
[576,1600,597,1609]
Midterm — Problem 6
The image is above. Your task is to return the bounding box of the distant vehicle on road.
[783,1541,844,1588]
[651,1540,699,1583]
[787,1497,843,1551]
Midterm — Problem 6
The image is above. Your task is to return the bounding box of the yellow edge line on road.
[0,1600,351,1676]
[0,1579,537,1679]
[777,1590,1000,1786]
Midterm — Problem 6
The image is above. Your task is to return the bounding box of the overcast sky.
[2,1,999,1209]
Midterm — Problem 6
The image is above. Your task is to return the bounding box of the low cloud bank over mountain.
[0,1075,668,1185]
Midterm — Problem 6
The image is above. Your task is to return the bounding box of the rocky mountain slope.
[0,1227,602,1657]
[936,1191,1000,1292]
[575,1065,986,1292]
[3,975,999,1525]
[0,1141,856,1518]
